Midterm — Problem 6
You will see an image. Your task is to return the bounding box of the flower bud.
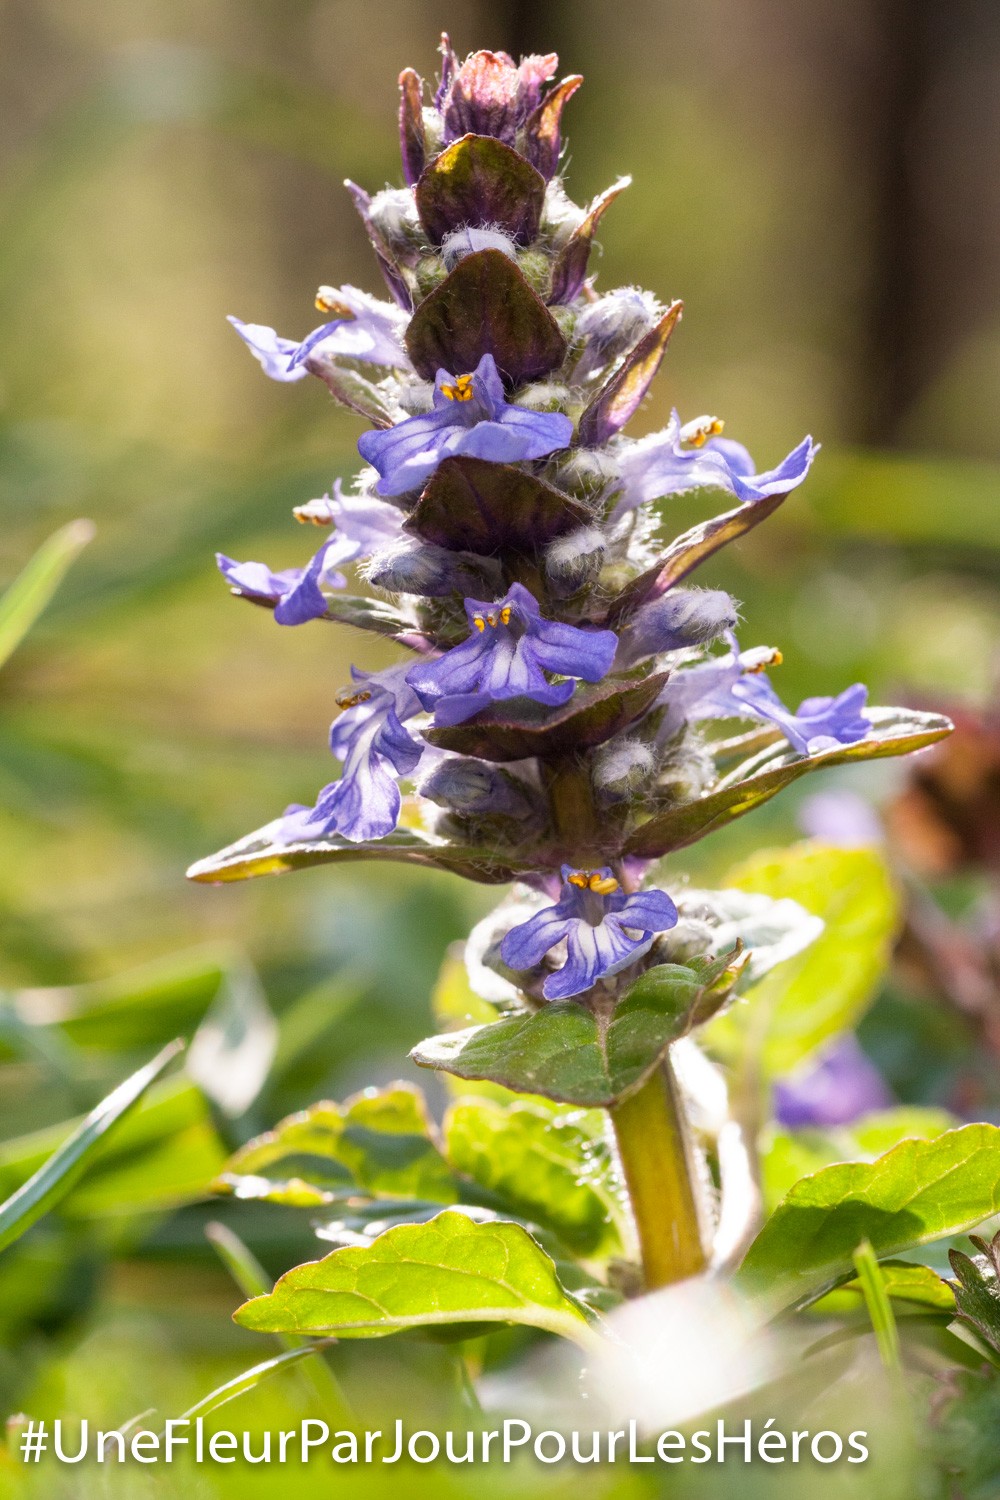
[514,381,571,414]
[573,288,660,382]
[516,248,553,296]
[419,757,533,818]
[365,537,470,596]
[549,448,623,505]
[441,227,518,271]
[366,187,426,256]
[412,257,449,300]
[592,737,656,803]
[544,526,606,596]
[615,588,738,668]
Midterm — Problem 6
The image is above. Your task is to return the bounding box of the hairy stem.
[610,1057,706,1289]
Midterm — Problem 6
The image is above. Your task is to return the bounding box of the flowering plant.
[176,34,1000,1458]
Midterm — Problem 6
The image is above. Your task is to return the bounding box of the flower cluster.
[193,36,939,1012]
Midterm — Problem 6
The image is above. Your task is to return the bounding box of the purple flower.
[228,320,307,383]
[500,866,679,1000]
[277,663,424,844]
[798,790,884,848]
[228,287,409,384]
[734,675,870,756]
[217,545,333,625]
[614,410,818,519]
[288,286,410,371]
[658,634,870,755]
[773,1035,892,1128]
[405,582,618,727]
[216,482,404,626]
[357,354,573,498]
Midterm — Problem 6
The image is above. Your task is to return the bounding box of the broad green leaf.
[234,1209,597,1348]
[444,1100,623,1257]
[0,1039,183,1253]
[412,955,743,1107]
[948,1231,1000,1354]
[0,519,94,671]
[205,1221,352,1416]
[218,1083,458,1204]
[60,1118,226,1217]
[851,1107,957,1158]
[846,1260,955,1312]
[761,1108,958,1213]
[705,842,897,1076]
[11,945,243,1051]
[737,1124,1000,1316]
[186,822,530,887]
[624,708,951,859]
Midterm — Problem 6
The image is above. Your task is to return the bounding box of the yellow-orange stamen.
[315,290,356,319]
[680,414,724,448]
[335,688,372,709]
[567,872,589,888]
[589,873,619,894]
[473,616,486,633]
[500,605,511,625]
[441,373,474,402]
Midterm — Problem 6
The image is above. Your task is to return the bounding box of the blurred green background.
[2,1,1000,1492]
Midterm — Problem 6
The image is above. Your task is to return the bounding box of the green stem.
[610,1057,706,1289]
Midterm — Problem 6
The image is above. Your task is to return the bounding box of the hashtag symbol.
[20,1422,47,1462]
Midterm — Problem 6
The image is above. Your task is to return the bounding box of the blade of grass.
[175,1343,336,1425]
[0,519,95,669]
[0,1038,184,1253]
[852,1238,901,1371]
[205,1220,354,1420]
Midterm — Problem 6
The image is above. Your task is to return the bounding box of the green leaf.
[949,1231,1000,1354]
[444,1099,623,1256]
[186,823,530,887]
[736,1124,1000,1316]
[405,249,566,386]
[0,519,94,671]
[0,1077,227,1219]
[761,1108,959,1214]
[219,1083,458,1205]
[705,842,898,1076]
[624,709,953,859]
[233,1210,597,1348]
[0,1039,183,1253]
[412,954,743,1106]
[837,1259,955,1313]
[414,134,546,246]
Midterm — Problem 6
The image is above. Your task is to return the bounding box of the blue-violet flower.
[658,633,870,755]
[614,410,818,518]
[500,866,679,1000]
[229,285,409,383]
[276,663,423,843]
[216,481,403,626]
[406,581,618,727]
[357,353,573,497]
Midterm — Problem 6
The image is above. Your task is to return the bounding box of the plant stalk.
[610,1056,707,1289]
